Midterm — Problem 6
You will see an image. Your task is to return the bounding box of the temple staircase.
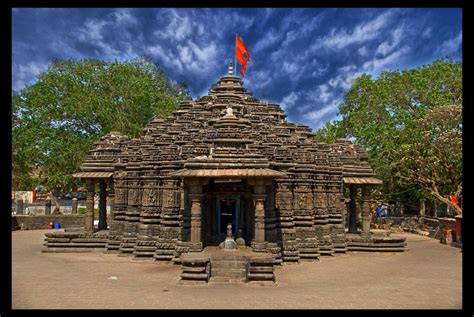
[210,253,248,282]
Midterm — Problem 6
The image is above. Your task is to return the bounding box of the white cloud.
[318,84,332,103]
[280,91,300,111]
[358,46,368,56]
[307,103,338,122]
[305,84,334,104]
[312,10,394,50]
[146,45,183,72]
[13,61,48,90]
[328,76,342,89]
[327,65,363,91]
[247,70,272,92]
[363,46,410,73]
[112,9,138,25]
[77,19,120,56]
[375,25,404,56]
[338,64,357,73]
[437,31,462,56]
[178,45,193,65]
[79,19,106,41]
[155,9,192,41]
[311,64,328,77]
[187,40,217,63]
[421,27,432,39]
[253,30,280,52]
[282,61,300,75]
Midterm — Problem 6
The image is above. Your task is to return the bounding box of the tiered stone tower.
[69,62,396,264]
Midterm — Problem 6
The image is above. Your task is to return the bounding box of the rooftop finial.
[228,60,233,76]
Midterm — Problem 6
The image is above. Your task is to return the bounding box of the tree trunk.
[50,192,61,214]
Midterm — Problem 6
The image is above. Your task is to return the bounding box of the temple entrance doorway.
[201,179,253,247]
[217,196,239,236]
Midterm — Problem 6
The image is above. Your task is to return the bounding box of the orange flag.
[235,33,251,77]
[450,195,458,206]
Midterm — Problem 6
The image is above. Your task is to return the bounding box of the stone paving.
[12,229,462,309]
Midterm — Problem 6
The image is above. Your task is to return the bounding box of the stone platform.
[346,230,407,252]
[41,229,109,253]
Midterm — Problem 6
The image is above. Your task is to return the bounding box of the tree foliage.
[12,58,185,192]
[315,59,462,213]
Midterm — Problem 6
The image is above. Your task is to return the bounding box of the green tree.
[12,58,183,193]
[315,59,462,213]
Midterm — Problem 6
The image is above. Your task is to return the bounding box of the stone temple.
[45,63,406,283]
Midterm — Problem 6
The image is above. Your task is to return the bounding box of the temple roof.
[77,63,379,184]
[169,168,286,178]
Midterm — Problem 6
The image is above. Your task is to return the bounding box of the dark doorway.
[220,199,236,235]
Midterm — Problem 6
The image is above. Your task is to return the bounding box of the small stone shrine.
[44,62,406,283]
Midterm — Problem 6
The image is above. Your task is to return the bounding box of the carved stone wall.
[79,64,379,263]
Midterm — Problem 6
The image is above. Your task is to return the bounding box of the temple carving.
[60,62,405,281]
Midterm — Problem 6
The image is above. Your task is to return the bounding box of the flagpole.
[234,33,237,76]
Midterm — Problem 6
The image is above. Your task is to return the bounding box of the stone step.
[182,266,208,273]
[249,266,274,273]
[180,272,209,280]
[299,254,319,259]
[133,251,155,257]
[153,254,174,260]
[247,273,275,281]
[347,247,407,252]
[134,246,156,252]
[319,251,334,256]
[155,250,175,255]
[210,277,246,283]
[41,247,105,253]
[298,248,320,253]
[43,242,106,248]
[70,238,107,243]
[210,261,247,269]
[347,242,407,247]
[211,268,246,278]
[210,254,247,261]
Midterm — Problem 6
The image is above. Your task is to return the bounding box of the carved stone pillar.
[190,194,202,244]
[361,186,371,238]
[348,185,358,234]
[186,178,207,251]
[253,196,266,243]
[108,181,115,218]
[85,180,96,233]
[98,180,107,230]
[251,180,268,249]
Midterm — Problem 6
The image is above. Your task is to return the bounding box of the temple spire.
[228,60,234,76]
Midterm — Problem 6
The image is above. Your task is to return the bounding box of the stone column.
[85,180,96,232]
[348,185,358,233]
[189,193,202,244]
[251,180,268,250]
[98,180,107,230]
[254,196,266,243]
[71,198,78,214]
[187,179,206,251]
[361,186,371,238]
[108,181,115,221]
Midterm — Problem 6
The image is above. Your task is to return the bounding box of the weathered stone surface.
[67,63,394,272]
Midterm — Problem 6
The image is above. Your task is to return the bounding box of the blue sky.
[12,8,462,131]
